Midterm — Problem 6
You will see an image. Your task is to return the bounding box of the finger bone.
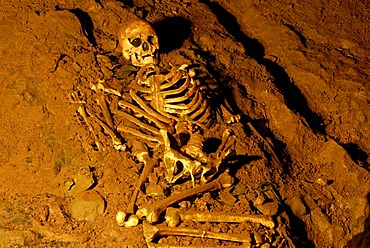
[165,207,275,228]
[143,221,252,244]
[136,170,234,224]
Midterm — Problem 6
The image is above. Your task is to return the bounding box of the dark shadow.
[203,137,222,153]
[199,0,326,135]
[152,17,192,54]
[115,0,134,8]
[241,116,292,174]
[340,143,369,171]
[70,8,97,46]
[347,193,370,248]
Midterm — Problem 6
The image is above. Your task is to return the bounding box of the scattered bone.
[136,170,234,224]
[165,207,275,228]
[143,221,252,244]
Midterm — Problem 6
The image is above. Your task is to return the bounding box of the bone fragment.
[136,170,234,224]
[126,155,157,214]
[96,92,114,130]
[165,207,275,228]
[143,221,252,244]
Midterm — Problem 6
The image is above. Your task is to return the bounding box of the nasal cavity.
[142,41,149,51]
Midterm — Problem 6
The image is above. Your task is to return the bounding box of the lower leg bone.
[126,155,158,214]
[165,207,275,228]
[143,221,252,244]
[136,170,234,224]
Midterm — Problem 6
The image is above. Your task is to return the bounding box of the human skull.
[119,19,159,67]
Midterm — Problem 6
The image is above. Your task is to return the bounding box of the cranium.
[119,19,159,67]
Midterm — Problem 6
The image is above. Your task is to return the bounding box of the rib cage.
[133,64,215,130]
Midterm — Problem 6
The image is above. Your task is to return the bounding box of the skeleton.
[71,18,290,246]
[119,19,159,67]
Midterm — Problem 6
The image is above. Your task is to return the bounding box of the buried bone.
[165,207,275,228]
[143,221,252,244]
[136,170,234,224]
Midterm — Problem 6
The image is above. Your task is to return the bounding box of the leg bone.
[165,207,275,228]
[143,221,252,244]
[126,155,158,214]
[136,170,234,224]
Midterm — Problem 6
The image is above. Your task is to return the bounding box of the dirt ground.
[0,0,369,247]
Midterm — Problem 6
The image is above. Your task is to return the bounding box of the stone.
[285,195,307,217]
[218,190,237,206]
[65,166,95,197]
[145,183,165,198]
[69,190,105,222]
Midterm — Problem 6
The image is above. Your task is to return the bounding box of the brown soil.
[0,0,369,247]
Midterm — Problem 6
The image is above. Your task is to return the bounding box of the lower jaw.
[133,55,158,67]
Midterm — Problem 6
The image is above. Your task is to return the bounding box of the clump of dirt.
[0,0,368,247]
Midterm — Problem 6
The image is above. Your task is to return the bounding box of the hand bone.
[143,221,252,244]
[136,170,234,224]
[165,207,275,228]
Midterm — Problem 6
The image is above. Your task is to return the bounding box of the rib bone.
[136,170,234,224]
[165,207,275,228]
[143,221,252,244]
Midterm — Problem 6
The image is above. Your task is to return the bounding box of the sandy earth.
[0,0,369,247]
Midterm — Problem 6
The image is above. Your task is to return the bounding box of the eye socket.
[148,36,155,45]
[129,38,142,47]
